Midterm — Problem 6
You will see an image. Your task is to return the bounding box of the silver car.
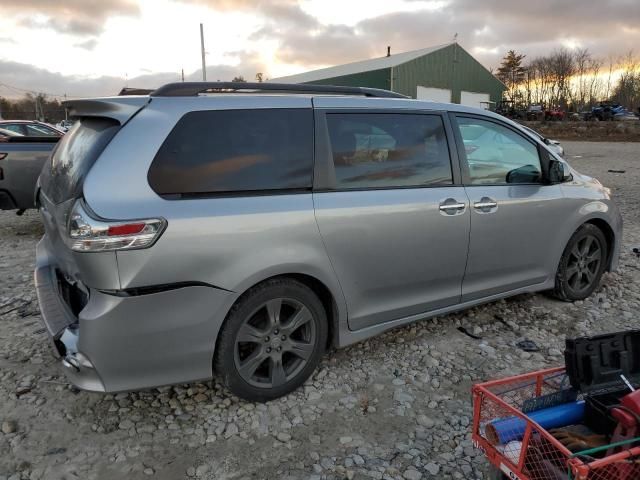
[35,82,622,402]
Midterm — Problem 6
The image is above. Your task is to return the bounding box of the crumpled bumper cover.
[35,237,236,393]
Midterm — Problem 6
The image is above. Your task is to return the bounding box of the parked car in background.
[526,104,544,121]
[0,132,60,212]
[0,120,64,137]
[35,82,622,402]
[520,125,565,157]
[495,100,525,120]
[0,127,23,141]
[56,120,75,132]
[586,102,638,121]
[545,106,565,121]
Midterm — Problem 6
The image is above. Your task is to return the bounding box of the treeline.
[496,48,640,112]
[0,93,66,123]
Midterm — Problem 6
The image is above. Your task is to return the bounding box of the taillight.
[66,200,166,252]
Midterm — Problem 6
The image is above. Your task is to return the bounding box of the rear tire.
[215,278,327,402]
[552,224,608,301]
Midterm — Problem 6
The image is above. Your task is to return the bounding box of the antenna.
[200,23,207,81]
[453,33,458,43]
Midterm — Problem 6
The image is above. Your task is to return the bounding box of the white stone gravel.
[0,141,638,479]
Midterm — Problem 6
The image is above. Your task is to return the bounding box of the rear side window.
[40,117,120,204]
[325,113,452,189]
[148,109,313,196]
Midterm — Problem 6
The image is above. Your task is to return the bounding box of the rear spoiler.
[62,96,150,125]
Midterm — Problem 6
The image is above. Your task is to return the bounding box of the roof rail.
[150,82,407,99]
[119,87,155,96]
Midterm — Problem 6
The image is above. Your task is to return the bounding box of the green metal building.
[273,43,506,108]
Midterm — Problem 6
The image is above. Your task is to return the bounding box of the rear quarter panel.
[82,95,348,326]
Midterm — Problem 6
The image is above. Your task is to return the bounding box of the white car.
[521,125,564,157]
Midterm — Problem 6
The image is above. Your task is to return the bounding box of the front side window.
[26,124,60,136]
[325,113,452,189]
[457,117,542,185]
[148,109,313,196]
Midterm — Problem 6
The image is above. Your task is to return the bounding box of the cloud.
[221,0,640,70]
[2,0,639,97]
[1,0,139,36]
[74,39,99,51]
[0,52,268,100]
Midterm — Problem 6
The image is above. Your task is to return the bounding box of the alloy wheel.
[565,234,602,295]
[233,298,316,389]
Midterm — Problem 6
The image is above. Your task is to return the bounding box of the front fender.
[554,197,622,273]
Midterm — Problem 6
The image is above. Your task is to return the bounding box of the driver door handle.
[474,200,498,209]
[473,197,498,214]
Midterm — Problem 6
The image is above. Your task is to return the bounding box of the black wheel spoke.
[586,249,601,265]
[238,350,268,378]
[581,237,593,256]
[270,357,287,387]
[569,272,581,290]
[237,323,266,343]
[566,264,579,279]
[585,269,595,283]
[266,299,282,328]
[284,306,312,333]
[288,340,314,361]
[571,245,582,260]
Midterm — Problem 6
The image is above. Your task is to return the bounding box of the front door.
[452,114,565,302]
[313,110,470,331]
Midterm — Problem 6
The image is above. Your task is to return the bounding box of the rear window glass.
[148,109,313,196]
[40,118,120,204]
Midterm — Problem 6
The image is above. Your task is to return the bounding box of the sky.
[0,0,638,99]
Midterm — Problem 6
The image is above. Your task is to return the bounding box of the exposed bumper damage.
[35,237,236,392]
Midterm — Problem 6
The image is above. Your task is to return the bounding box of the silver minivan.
[35,83,622,401]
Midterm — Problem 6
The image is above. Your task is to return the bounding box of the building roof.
[272,43,452,84]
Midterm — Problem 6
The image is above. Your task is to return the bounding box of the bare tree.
[611,51,640,110]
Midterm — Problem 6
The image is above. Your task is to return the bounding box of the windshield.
[39,117,120,204]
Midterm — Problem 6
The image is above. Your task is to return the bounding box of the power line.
[0,81,110,99]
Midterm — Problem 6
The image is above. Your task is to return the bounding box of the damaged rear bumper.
[35,237,236,393]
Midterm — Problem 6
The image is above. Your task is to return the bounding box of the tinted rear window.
[40,117,120,204]
[148,109,313,196]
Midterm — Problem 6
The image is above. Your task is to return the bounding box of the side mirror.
[543,137,551,145]
[506,164,542,184]
[548,159,566,183]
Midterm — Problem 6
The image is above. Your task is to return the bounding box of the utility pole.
[64,94,68,121]
[200,23,207,81]
[181,68,185,82]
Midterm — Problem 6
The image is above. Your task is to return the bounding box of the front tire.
[215,278,328,402]
[552,224,608,301]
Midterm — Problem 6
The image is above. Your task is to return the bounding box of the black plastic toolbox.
[565,329,640,393]
[565,330,640,436]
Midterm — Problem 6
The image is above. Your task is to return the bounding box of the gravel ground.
[0,141,638,480]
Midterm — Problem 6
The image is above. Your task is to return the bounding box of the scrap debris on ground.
[0,141,638,480]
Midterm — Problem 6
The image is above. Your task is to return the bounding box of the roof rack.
[150,82,407,99]
[118,87,155,96]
